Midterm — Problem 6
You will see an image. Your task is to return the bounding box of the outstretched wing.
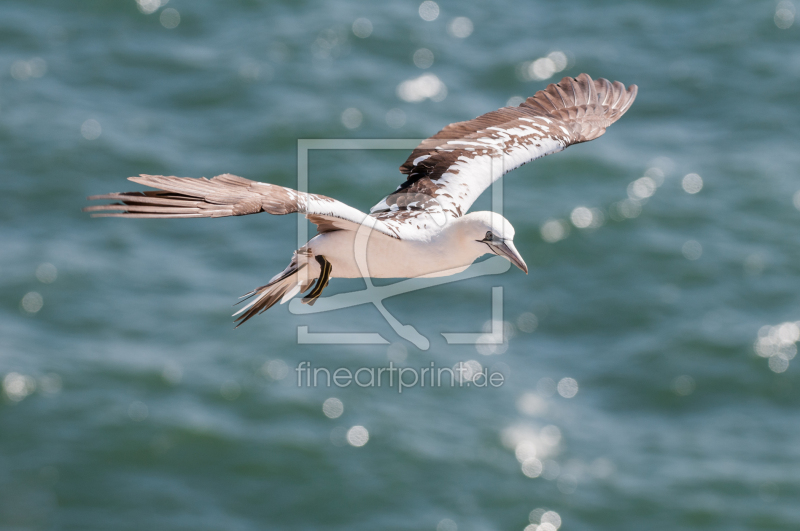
[370,73,637,223]
[85,173,400,239]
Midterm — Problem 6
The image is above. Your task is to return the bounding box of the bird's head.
[456,211,528,274]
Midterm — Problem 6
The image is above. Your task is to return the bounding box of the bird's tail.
[233,248,318,327]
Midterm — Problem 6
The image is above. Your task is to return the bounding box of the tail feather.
[233,248,315,327]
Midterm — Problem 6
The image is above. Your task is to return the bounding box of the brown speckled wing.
[372,73,637,223]
[85,173,400,239]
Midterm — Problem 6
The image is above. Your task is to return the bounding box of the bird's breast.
[308,231,479,279]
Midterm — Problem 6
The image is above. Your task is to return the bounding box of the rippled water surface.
[2,1,800,530]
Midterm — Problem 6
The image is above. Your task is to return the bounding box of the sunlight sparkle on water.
[447,17,473,38]
[341,108,363,129]
[160,8,180,29]
[775,1,795,28]
[36,263,57,283]
[517,313,538,333]
[628,176,657,200]
[419,1,440,21]
[262,359,288,380]
[501,423,562,467]
[537,377,556,397]
[136,0,164,15]
[385,108,406,129]
[521,457,543,478]
[517,392,547,416]
[570,206,605,230]
[3,373,37,402]
[11,58,46,80]
[517,51,568,82]
[413,48,434,69]
[81,119,101,140]
[397,74,447,102]
[540,219,569,243]
[612,198,642,220]
[682,240,702,260]
[556,378,578,398]
[21,291,43,313]
[346,425,369,447]
[672,375,696,396]
[645,166,665,186]
[387,342,408,362]
[352,18,373,38]
[682,173,703,194]
[755,321,799,373]
[322,397,344,419]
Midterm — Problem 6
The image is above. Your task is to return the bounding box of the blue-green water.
[2,0,800,529]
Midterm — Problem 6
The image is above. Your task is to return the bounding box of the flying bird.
[85,73,637,326]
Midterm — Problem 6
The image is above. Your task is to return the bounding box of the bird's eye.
[484,231,494,241]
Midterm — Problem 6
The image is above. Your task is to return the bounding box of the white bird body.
[307,212,510,279]
[85,74,637,326]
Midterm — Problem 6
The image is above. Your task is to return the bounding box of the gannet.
[85,74,637,326]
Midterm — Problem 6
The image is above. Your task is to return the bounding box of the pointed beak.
[490,240,528,274]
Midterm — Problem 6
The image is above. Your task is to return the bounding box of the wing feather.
[85,174,399,239]
[371,73,637,223]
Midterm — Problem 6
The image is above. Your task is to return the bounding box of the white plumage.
[85,73,637,326]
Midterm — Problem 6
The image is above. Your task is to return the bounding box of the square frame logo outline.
[290,139,510,351]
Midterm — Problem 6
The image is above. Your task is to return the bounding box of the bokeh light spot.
[570,206,593,228]
[557,377,578,398]
[628,176,657,200]
[341,108,363,129]
[136,0,163,15]
[262,359,288,380]
[81,119,102,140]
[447,17,473,38]
[322,397,344,418]
[160,8,180,29]
[682,173,703,194]
[413,48,434,69]
[775,1,795,28]
[517,392,547,416]
[397,73,447,102]
[517,312,538,333]
[521,457,543,478]
[385,108,406,129]
[3,373,36,402]
[540,219,569,243]
[162,361,182,384]
[537,377,556,397]
[541,510,562,529]
[682,240,702,260]
[419,1,440,21]
[672,375,695,396]
[347,425,369,447]
[21,292,43,314]
[36,263,57,283]
[352,18,373,38]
